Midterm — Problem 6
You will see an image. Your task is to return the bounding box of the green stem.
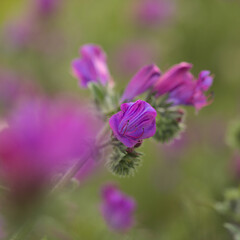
[52,122,110,192]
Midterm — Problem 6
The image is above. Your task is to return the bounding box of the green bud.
[154,108,185,143]
[107,146,142,177]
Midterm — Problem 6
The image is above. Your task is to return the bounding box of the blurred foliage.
[1,0,240,239]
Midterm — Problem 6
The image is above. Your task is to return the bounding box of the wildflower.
[100,184,136,232]
[121,64,161,102]
[0,98,101,202]
[109,100,157,148]
[71,44,112,88]
[153,62,193,96]
[153,62,213,111]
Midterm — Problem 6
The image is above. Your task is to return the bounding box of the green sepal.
[107,138,143,177]
[88,82,106,103]
[153,108,185,143]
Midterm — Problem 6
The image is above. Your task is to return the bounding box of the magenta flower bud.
[109,100,157,148]
[100,184,136,232]
[71,44,112,88]
[121,64,161,102]
[153,62,193,96]
[167,72,214,111]
[153,63,214,111]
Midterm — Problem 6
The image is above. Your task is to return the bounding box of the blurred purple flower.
[71,44,112,88]
[135,0,175,27]
[35,0,61,16]
[121,64,161,102]
[109,100,157,148]
[100,184,136,232]
[0,98,101,201]
[153,62,214,111]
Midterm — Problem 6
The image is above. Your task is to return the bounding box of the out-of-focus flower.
[121,64,161,102]
[109,100,157,148]
[153,62,214,111]
[100,184,136,232]
[114,42,157,75]
[35,0,61,16]
[134,0,175,27]
[0,98,101,202]
[0,70,39,111]
[71,44,112,88]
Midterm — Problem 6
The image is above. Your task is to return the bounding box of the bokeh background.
[1,0,240,239]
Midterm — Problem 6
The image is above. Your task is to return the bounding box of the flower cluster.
[71,44,214,176]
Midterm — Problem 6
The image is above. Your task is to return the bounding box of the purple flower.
[153,62,193,96]
[167,73,213,111]
[109,100,157,148]
[100,184,136,232]
[0,98,101,201]
[153,63,214,111]
[71,44,112,88]
[135,0,175,27]
[197,70,213,92]
[121,64,161,102]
